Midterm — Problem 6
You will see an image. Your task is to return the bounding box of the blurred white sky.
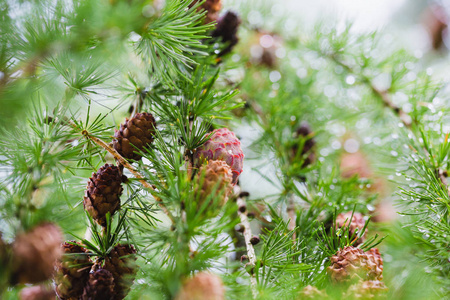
[286,0,408,31]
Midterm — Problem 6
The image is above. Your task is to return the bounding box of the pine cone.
[190,0,222,24]
[196,160,233,207]
[193,128,244,184]
[113,112,156,161]
[84,164,124,226]
[298,285,328,299]
[175,272,225,300]
[55,241,92,300]
[336,212,366,245]
[81,268,115,300]
[291,122,316,168]
[346,280,388,299]
[19,285,56,300]
[212,11,241,57]
[327,247,384,283]
[365,248,383,281]
[103,244,137,300]
[11,222,63,284]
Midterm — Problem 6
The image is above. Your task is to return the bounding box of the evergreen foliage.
[1,0,450,299]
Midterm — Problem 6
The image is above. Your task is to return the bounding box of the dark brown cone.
[190,0,222,24]
[346,280,388,299]
[83,164,124,226]
[291,122,316,168]
[175,272,225,300]
[336,212,366,246]
[81,268,115,300]
[212,11,241,57]
[19,285,56,300]
[113,112,156,161]
[327,246,384,283]
[11,222,63,284]
[103,244,137,300]
[55,241,92,300]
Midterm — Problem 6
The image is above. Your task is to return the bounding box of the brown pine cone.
[190,0,222,24]
[212,11,240,57]
[365,248,383,281]
[336,212,366,246]
[196,160,233,208]
[19,285,56,300]
[81,268,115,300]
[11,222,63,285]
[327,247,384,283]
[103,244,137,300]
[346,280,388,299]
[298,285,328,299]
[113,112,156,161]
[291,122,316,168]
[327,246,368,283]
[84,164,124,226]
[55,241,92,300]
[175,272,225,300]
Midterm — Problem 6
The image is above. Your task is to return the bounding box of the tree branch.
[81,130,176,223]
[235,186,258,298]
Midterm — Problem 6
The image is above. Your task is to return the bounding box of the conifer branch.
[80,130,175,223]
[235,187,258,298]
[324,52,450,197]
[326,53,413,128]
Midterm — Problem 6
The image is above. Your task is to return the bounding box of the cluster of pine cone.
[64,112,157,299]
[84,112,156,226]
[192,128,244,211]
[300,211,387,299]
[53,241,136,300]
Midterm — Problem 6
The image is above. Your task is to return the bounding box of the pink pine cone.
[194,128,244,184]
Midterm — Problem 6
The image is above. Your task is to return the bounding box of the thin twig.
[325,52,450,196]
[287,195,296,239]
[235,186,258,298]
[327,53,413,128]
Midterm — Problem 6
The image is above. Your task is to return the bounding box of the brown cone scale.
[113,112,156,161]
[84,164,124,226]
[327,246,383,283]
[11,222,63,284]
[55,241,92,300]
[81,268,115,300]
[103,244,137,300]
